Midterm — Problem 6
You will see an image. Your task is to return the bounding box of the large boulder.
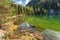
[17,22,46,40]
[42,29,60,40]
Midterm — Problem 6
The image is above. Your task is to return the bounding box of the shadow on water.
[34,26,46,32]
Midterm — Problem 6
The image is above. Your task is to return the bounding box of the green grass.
[19,15,60,31]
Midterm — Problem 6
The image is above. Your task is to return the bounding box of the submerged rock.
[42,29,60,40]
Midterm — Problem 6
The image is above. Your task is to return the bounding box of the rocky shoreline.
[0,22,60,40]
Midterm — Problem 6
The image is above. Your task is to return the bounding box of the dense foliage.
[0,0,17,28]
[27,0,60,15]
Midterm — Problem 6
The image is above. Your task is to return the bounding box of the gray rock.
[18,22,41,33]
[21,22,30,27]
[18,22,30,28]
[42,29,60,40]
[18,22,34,32]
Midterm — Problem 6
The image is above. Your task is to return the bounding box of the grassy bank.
[18,15,60,31]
